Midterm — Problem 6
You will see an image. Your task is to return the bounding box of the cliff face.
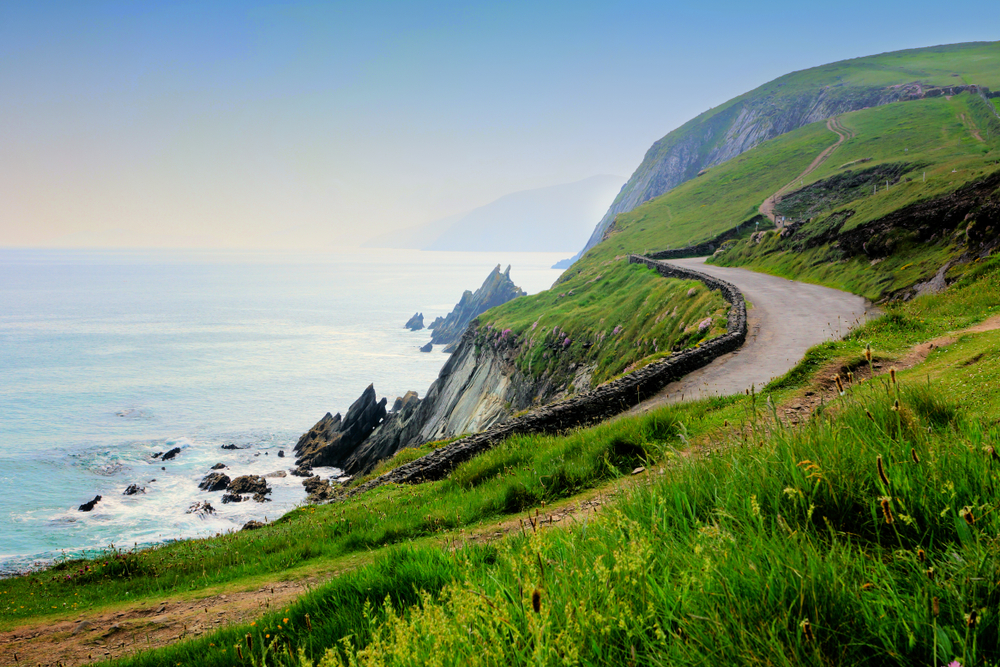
[429,264,526,349]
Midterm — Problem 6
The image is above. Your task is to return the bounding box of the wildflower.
[283,617,289,624]
[864,343,872,362]
[891,399,900,411]
[876,455,890,487]
[917,548,925,562]
[305,614,312,632]
[965,610,979,627]
[926,567,935,580]
[531,588,542,613]
[245,633,253,650]
[890,367,897,384]
[910,448,920,464]
[962,508,976,526]
[865,409,875,422]
[237,645,243,660]
[880,497,894,524]
[847,371,854,383]
[933,597,940,617]
[986,445,998,461]
[834,375,845,395]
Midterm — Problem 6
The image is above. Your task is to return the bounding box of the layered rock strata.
[293,384,387,469]
[343,256,747,498]
[428,264,526,349]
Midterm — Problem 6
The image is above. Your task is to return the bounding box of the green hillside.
[584,41,1000,253]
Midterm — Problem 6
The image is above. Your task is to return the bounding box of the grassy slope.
[476,261,729,389]
[81,256,1000,667]
[598,41,1000,234]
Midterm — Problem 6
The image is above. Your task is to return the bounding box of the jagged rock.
[161,447,181,461]
[252,491,271,503]
[227,475,269,496]
[277,450,285,458]
[151,452,163,459]
[419,341,433,352]
[241,520,265,531]
[343,391,423,475]
[303,476,335,503]
[428,265,526,346]
[211,463,226,470]
[123,484,145,496]
[290,464,314,477]
[293,385,387,469]
[220,444,242,450]
[78,495,101,512]
[186,501,215,516]
[198,472,231,492]
[405,312,425,330]
[221,493,243,504]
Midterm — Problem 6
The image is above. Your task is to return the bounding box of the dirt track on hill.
[760,115,854,224]
[627,257,872,413]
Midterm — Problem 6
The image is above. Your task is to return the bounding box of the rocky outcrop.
[342,391,424,474]
[293,384,388,469]
[429,265,526,347]
[405,313,425,330]
[419,341,433,352]
[78,496,101,512]
[160,447,181,461]
[186,501,215,516]
[198,472,231,492]
[227,475,269,496]
[123,484,145,495]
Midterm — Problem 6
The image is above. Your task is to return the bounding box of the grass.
[476,259,730,390]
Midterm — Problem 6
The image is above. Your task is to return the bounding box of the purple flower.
[563,337,571,348]
[501,328,512,339]
[531,321,538,331]
[611,325,622,336]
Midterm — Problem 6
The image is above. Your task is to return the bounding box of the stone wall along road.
[627,256,872,414]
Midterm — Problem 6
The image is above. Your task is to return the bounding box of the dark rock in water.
[186,501,215,516]
[252,491,271,503]
[293,384,387,469]
[221,493,243,504]
[277,450,285,458]
[228,475,270,496]
[151,452,163,459]
[220,444,242,450]
[290,464,314,477]
[161,447,182,461]
[303,476,335,503]
[263,470,287,479]
[428,265,526,346]
[199,472,231,492]
[241,520,265,531]
[419,341,433,353]
[405,312,425,331]
[211,463,226,470]
[123,484,145,496]
[343,391,423,475]
[78,495,102,512]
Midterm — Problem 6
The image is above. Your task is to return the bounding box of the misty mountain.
[362,175,623,252]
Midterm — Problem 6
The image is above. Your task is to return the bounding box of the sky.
[1,1,997,250]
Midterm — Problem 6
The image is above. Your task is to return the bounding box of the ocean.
[0,248,564,575]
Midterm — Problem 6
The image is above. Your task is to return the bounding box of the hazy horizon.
[2,1,997,251]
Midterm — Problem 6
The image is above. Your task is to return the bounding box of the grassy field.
[55,252,999,667]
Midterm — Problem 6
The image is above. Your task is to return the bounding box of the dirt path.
[759,115,854,224]
[626,257,872,414]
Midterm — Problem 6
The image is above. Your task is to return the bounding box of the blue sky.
[1,0,997,249]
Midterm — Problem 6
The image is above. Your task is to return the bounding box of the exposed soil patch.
[0,577,327,667]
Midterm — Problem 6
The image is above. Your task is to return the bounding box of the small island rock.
[78,495,102,512]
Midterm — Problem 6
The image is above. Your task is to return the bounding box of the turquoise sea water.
[0,248,563,575]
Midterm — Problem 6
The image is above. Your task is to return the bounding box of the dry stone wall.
[342,255,747,498]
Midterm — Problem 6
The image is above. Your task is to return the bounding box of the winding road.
[630,257,872,412]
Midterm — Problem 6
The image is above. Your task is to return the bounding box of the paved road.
[630,257,872,411]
